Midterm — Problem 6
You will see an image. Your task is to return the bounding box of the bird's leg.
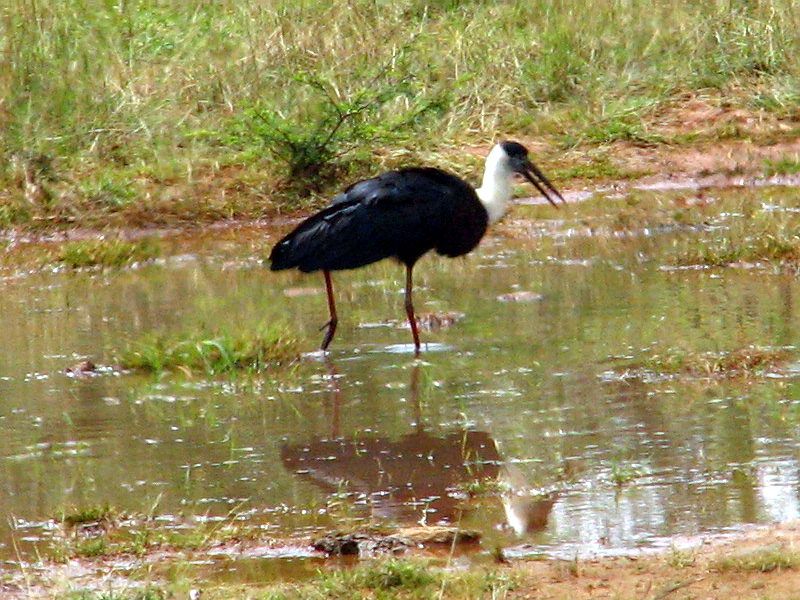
[404,266,421,355]
[320,270,338,351]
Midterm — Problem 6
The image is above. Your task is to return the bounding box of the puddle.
[1,184,800,585]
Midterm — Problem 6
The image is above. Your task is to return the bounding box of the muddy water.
[2,185,800,577]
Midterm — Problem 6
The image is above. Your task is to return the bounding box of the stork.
[269,140,564,354]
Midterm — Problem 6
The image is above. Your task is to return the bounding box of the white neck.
[476,144,514,225]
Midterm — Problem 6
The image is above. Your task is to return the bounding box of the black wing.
[269,168,488,273]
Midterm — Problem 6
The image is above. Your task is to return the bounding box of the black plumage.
[270,167,488,273]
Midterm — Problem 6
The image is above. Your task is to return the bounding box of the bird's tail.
[268,237,297,271]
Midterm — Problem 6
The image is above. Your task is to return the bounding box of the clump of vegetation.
[119,323,298,375]
[609,461,644,486]
[764,154,800,176]
[265,559,514,599]
[667,547,697,569]
[672,211,800,270]
[68,590,165,600]
[51,238,162,269]
[457,478,509,497]
[230,54,447,192]
[637,345,792,378]
[679,230,800,268]
[331,559,437,592]
[50,508,260,563]
[59,504,116,529]
[712,545,800,573]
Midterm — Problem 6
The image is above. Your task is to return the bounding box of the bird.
[269,140,564,354]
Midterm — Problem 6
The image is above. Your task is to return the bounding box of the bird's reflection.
[499,463,558,535]
[281,361,556,533]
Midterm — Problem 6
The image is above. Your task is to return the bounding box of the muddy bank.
[506,520,800,600]
[2,131,799,247]
[5,521,800,599]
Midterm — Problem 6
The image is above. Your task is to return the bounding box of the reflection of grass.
[52,238,161,269]
[639,346,791,378]
[119,324,297,375]
[713,545,800,573]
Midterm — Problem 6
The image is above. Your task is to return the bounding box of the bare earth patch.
[507,521,800,600]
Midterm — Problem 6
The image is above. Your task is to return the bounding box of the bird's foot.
[319,318,338,351]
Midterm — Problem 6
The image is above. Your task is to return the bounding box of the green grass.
[1,0,799,228]
[637,346,792,378]
[609,461,643,486]
[52,238,162,269]
[119,323,298,375]
[712,545,800,573]
[59,504,116,528]
[50,509,263,563]
[672,209,800,270]
[66,590,165,600]
[264,559,514,600]
[765,154,800,176]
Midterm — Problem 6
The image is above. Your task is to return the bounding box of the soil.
[506,521,800,600]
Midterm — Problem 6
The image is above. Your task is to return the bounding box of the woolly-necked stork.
[269,140,564,353]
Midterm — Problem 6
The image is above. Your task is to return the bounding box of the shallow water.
[1,185,800,579]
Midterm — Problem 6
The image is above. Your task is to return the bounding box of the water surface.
[1,186,800,578]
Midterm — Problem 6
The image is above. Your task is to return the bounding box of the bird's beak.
[520,160,565,208]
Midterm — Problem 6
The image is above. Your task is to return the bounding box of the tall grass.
[1,0,799,224]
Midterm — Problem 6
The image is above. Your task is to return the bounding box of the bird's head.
[498,140,565,208]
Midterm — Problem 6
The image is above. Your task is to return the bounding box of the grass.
[118,323,298,375]
[609,461,643,486]
[51,238,162,269]
[59,504,116,528]
[667,548,697,569]
[712,545,800,573]
[764,154,800,176]
[636,345,792,378]
[264,559,515,600]
[671,208,800,270]
[66,590,165,600]
[1,1,799,229]
[49,507,262,562]
[679,230,800,268]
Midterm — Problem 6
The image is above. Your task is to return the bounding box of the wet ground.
[1,181,800,588]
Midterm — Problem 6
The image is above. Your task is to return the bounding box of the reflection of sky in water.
[757,459,799,522]
[2,186,800,565]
